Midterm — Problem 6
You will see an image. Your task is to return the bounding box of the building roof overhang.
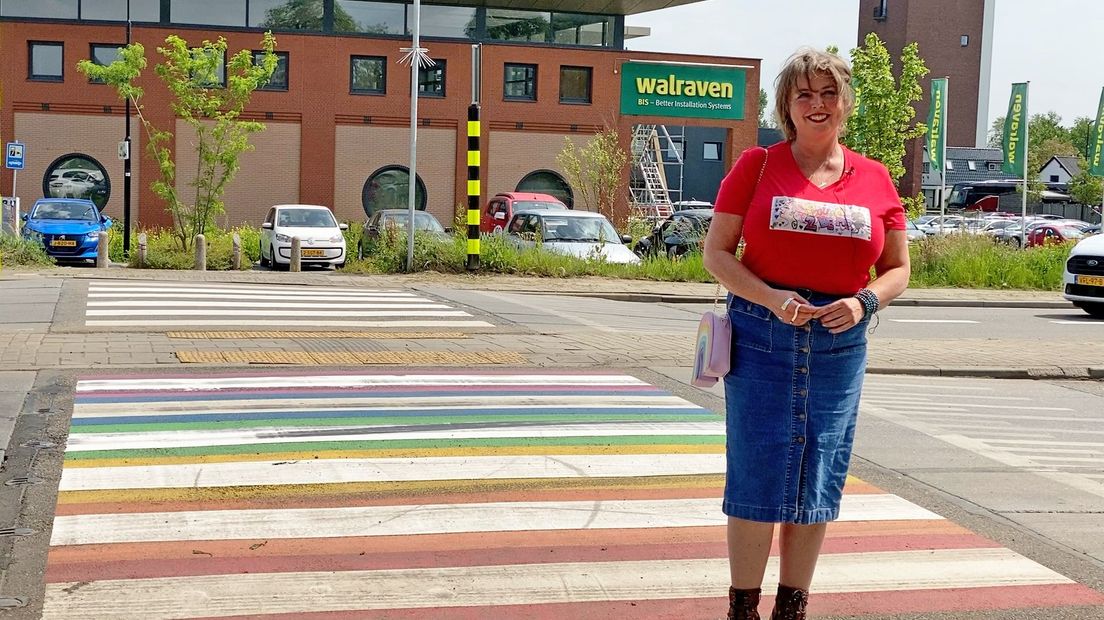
[425,0,704,16]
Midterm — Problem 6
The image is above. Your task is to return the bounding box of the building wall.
[487,131,590,207]
[13,112,139,219]
[174,120,301,227]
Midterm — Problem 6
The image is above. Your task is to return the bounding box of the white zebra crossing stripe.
[74,373,652,391]
[86,319,496,328]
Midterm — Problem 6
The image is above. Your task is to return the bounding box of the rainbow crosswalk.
[43,370,1104,618]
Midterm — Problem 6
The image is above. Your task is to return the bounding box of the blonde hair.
[773,47,855,141]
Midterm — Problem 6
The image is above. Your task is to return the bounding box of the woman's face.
[788,72,844,141]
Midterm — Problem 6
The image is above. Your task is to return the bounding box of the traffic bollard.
[96,231,109,268]
[290,236,302,272]
[194,234,206,271]
[137,233,147,269]
[231,233,241,270]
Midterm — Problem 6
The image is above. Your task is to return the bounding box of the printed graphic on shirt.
[770,196,872,241]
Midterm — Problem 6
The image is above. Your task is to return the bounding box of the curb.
[526,290,1074,310]
[867,366,1104,379]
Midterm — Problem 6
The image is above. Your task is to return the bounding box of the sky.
[625,0,1104,139]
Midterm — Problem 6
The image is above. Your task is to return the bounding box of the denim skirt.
[722,289,868,525]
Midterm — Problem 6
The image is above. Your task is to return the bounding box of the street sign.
[5,142,25,170]
[118,140,130,161]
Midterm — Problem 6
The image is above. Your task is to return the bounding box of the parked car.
[1026,223,1088,248]
[504,209,640,264]
[358,209,450,259]
[481,192,567,234]
[259,204,348,269]
[634,208,712,258]
[47,169,102,198]
[904,219,927,242]
[1062,232,1104,318]
[671,200,714,212]
[21,198,111,262]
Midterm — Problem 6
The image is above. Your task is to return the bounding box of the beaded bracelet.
[854,288,880,320]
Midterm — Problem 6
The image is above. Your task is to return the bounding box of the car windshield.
[514,201,564,210]
[379,212,445,232]
[31,202,97,221]
[1057,227,1085,239]
[905,220,919,230]
[277,209,336,227]
[541,216,620,243]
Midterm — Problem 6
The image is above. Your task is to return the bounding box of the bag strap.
[713,146,770,311]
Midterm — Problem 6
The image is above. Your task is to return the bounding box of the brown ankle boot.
[727,587,762,620]
[769,584,808,620]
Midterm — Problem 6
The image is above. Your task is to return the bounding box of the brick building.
[0,0,760,230]
[858,0,995,199]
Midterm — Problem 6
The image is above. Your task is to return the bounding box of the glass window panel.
[418,59,446,97]
[171,0,246,26]
[703,142,722,161]
[486,9,550,42]
[351,56,386,93]
[89,44,123,83]
[559,66,591,104]
[504,63,536,100]
[80,0,160,21]
[191,49,226,87]
[250,0,323,30]
[1,0,77,19]
[254,51,289,90]
[409,5,477,39]
[335,1,405,35]
[362,167,427,217]
[30,43,64,80]
[43,155,111,211]
[552,13,612,47]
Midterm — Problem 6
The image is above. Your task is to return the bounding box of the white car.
[1062,232,1104,319]
[504,209,641,265]
[259,204,348,269]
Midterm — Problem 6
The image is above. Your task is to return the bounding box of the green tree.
[987,115,1004,148]
[840,33,929,218]
[78,33,278,251]
[758,88,771,128]
[1069,116,1095,158]
[557,130,628,224]
[1068,167,1103,206]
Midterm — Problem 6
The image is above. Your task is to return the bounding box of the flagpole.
[940,78,948,235]
[1020,81,1030,249]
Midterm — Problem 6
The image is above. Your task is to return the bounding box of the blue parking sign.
[6,142,25,170]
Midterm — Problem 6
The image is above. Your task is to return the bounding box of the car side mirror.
[620,234,633,245]
[21,214,28,221]
[261,222,273,230]
[339,223,349,231]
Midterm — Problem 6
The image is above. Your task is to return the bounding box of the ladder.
[630,125,673,220]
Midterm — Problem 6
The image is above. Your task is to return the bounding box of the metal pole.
[123,0,132,255]
[406,0,421,273]
[939,78,948,235]
[1020,82,1030,249]
[466,44,482,271]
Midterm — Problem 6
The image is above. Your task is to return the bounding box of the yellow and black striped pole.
[466,103,481,271]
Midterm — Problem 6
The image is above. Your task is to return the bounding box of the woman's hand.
[771,290,817,326]
[812,297,864,334]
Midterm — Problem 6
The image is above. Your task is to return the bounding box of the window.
[504,64,537,101]
[170,0,246,26]
[662,140,685,163]
[3,0,77,19]
[988,162,1000,171]
[81,0,160,21]
[419,60,446,97]
[43,154,111,210]
[29,42,64,81]
[410,5,477,38]
[967,161,977,171]
[551,12,613,47]
[351,56,386,94]
[89,44,123,84]
[516,170,574,209]
[487,9,551,42]
[336,0,405,34]
[703,142,723,161]
[254,51,289,90]
[1050,174,1060,183]
[946,160,954,170]
[191,49,226,88]
[362,166,427,217]
[961,35,970,47]
[559,66,592,104]
[251,0,323,30]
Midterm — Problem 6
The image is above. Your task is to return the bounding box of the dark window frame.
[88,43,124,84]
[703,142,723,161]
[350,55,387,95]
[253,50,290,91]
[503,63,537,101]
[28,41,64,82]
[559,65,592,104]
[418,59,447,98]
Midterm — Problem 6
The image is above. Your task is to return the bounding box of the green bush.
[0,234,55,267]
[909,234,1068,290]
[128,226,259,270]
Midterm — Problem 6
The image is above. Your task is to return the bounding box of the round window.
[516,169,574,209]
[42,154,111,211]
[362,166,427,217]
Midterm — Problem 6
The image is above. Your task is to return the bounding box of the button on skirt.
[722,293,868,524]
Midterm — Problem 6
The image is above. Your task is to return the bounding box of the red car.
[1027,224,1087,247]
[481,192,567,233]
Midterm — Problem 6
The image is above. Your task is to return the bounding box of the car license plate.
[1076,274,1104,287]
[301,249,325,257]
[50,239,77,247]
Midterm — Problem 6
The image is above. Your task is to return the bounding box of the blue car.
[22,198,112,262]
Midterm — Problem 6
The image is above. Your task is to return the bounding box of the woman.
[703,48,910,620]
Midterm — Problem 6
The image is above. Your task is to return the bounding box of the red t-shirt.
[715,142,906,295]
